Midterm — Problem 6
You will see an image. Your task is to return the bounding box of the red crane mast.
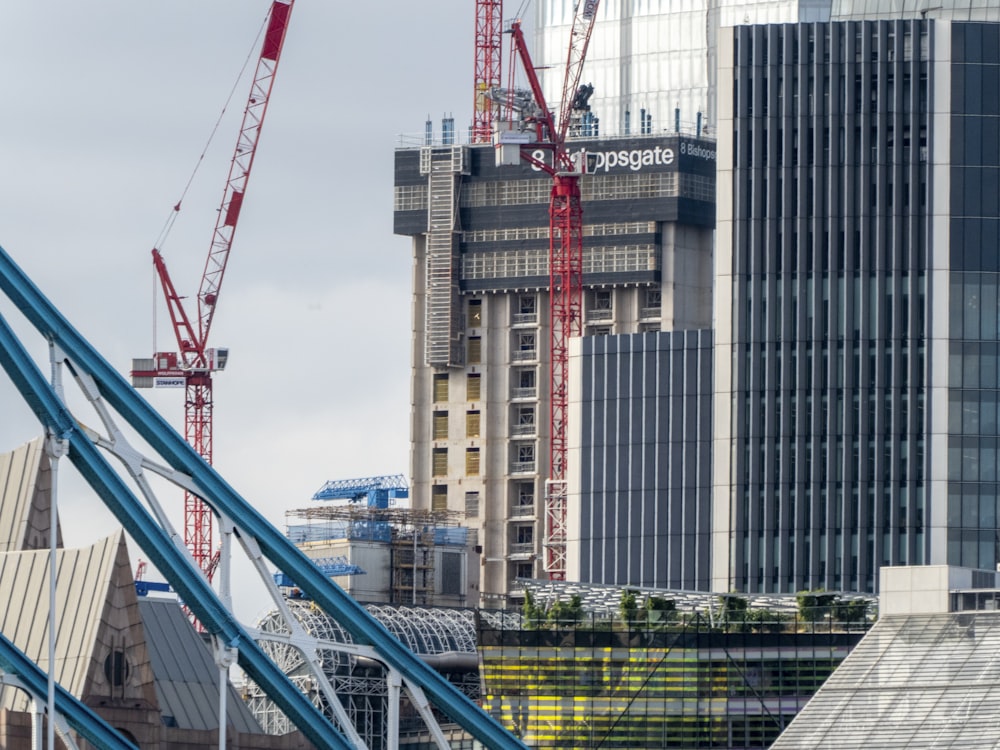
[504,2,600,580]
[132,0,294,583]
[472,0,503,143]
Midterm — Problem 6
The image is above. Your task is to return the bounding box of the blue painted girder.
[0,631,138,750]
[0,243,526,750]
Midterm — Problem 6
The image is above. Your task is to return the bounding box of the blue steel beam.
[0,631,138,750]
[0,295,355,750]
[0,244,526,750]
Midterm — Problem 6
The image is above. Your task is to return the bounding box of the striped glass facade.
[718,18,1000,595]
[571,330,713,590]
[718,19,932,593]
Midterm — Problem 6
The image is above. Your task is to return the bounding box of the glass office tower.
[715,18,1000,593]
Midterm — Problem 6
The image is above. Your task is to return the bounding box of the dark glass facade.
[575,330,713,590]
[725,20,932,593]
[947,23,1000,568]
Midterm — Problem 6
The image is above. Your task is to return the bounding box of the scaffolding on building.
[285,504,465,606]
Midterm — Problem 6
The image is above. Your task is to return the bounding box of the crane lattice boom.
[472,0,503,144]
[505,3,600,580]
[131,0,295,587]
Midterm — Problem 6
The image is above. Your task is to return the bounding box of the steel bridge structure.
[0,241,526,750]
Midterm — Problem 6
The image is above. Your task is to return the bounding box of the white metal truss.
[246,600,482,750]
[43,347,477,750]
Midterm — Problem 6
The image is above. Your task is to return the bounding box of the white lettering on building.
[528,141,716,173]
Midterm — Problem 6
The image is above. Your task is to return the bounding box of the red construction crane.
[472,0,503,143]
[131,0,295,583]
[501,3,600,580]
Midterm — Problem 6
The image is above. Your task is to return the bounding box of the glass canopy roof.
[771,611,1000,748]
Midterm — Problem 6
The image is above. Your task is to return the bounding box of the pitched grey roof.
[138,598,262,733]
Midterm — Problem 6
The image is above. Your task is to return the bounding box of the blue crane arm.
[0,242,526,750]
[312,473,409,502]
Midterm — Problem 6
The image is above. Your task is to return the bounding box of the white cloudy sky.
[0,0,488,622]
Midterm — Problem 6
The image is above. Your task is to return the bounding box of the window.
[467,373,482,401]
[432,448,447,477]
[514,332,536,361]
[513,405,535,436]
[517,481,535,506]
[441,552,462,595]
[104,650,131,689]
[466,410,481,437]
[433,373,448,402]
[432,410,448,439]
[588,290,613,322]
[514,562,533,580]
[467,336,482,364]
[643,287,662,316]
[516,525,533,545]
[468,298,483,327]
[512,442,535,472]
[466,447,481,476]
[514,294,538,324]
[512,367,537,399]
[512,481,535,517]
[431,484,448,511]
[465,491,480,517]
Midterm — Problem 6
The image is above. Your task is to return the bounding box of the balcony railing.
[511,386,537,400]
[510,460,536,474]
[512,349,537,362]
[512,312,538,325]
[511,423,536,437]
[587,308,612,321]
[640,306,661,319]
[508,542,534,556]
[510,503,535,518]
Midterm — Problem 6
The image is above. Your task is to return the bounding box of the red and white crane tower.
[472,0,503,143]
[501,2,600,580]
[131,0,295,583]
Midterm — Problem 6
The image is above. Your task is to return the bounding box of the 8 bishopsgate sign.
[526,137,716,175]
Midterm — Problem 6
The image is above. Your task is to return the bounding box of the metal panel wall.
[576,330,713,590]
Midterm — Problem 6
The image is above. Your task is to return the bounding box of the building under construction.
[394,132,717,606]
[280,475,471,608]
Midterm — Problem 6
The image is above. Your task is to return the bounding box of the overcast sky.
[0,0,487,622]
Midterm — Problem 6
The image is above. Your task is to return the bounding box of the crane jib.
[262,1,292,61]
